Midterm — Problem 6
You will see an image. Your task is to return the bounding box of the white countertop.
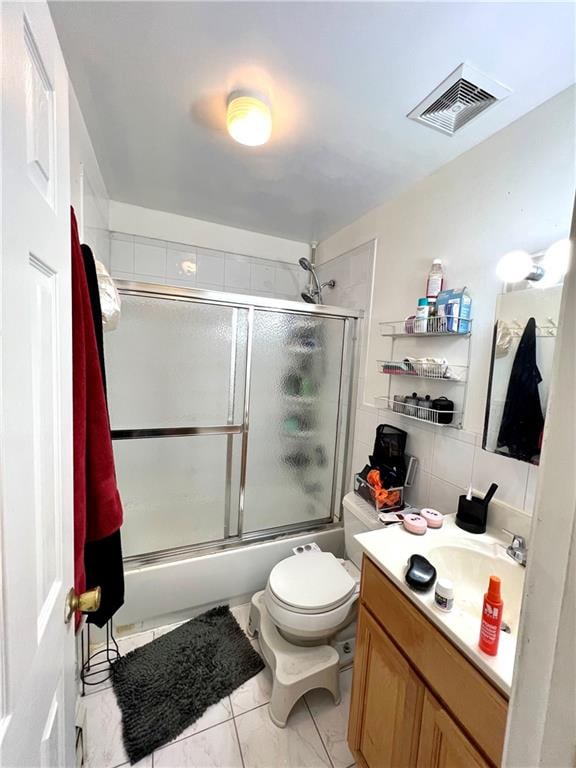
[353,507,524,696]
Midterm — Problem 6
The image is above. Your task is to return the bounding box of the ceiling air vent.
[408,63,512,136]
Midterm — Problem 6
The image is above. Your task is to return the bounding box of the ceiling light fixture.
[496,240,572,286]
[538,239,571,288]
[496,250,535,284]
[226,91,272,147]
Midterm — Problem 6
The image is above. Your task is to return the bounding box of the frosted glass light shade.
[226,94,272,146]
[496,250,533,284]
[538,239,571,288]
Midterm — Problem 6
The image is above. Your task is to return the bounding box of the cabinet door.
[349,605,424,768]
[417,690,491,768]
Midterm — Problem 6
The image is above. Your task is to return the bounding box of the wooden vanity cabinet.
[348,607,423,767]
[417,691,490,768]
[348,556,508,768]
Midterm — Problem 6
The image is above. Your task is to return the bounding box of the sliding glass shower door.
[242,310,346,534]
[105,285,357,561]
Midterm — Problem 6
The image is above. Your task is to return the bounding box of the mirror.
[483,277,562,465]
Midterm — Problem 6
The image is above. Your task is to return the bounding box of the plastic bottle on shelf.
[414,298,429,333]
[426,260,444,323]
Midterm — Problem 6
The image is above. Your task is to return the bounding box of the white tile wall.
[428,474,467,514]
[134,240,167,278]
[472,448,529,510]
[274,264,302,297]
[352,406,541,522]
[524,464,539,514]
[109,232,305,301]
[196,248,226,286]
[250,262,275,293]
[351,411,540,523]
[111,235,134,273]
[166,247,197,285]
[431,433,475,489]
[224,256,252,291]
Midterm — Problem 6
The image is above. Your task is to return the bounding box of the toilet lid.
[268,552,356,612]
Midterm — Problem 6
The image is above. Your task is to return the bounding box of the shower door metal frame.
[110,280,362,567]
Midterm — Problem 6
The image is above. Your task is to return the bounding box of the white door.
[0,2,76,766]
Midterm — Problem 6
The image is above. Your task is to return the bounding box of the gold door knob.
[65,586,101,623]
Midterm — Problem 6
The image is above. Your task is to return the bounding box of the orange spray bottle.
[479,576,503,656]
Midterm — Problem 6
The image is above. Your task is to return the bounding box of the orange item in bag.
[367,469,382,489]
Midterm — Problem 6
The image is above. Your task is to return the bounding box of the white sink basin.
[425,542,524,634]
[353,508,526,694]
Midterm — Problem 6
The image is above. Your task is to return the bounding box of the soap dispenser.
[456,484,498,534]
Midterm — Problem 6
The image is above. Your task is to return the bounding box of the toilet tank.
[342,492,383,568]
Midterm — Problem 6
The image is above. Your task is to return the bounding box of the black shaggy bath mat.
[111,605,264,764]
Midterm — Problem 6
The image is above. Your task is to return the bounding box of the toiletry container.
[435,578,454,612]
[479,576,503,656]
[405,393,419,418]
[414,298,429,333]
[417,395,432,421]
[393,394,406,414]
[426,259,444,312]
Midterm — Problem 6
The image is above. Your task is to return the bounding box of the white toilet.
[263,550,359,645]
[248,492,381,726]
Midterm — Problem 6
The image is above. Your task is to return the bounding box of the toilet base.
[248,591,341,728]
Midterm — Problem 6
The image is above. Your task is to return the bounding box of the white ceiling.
[50,2,575,243]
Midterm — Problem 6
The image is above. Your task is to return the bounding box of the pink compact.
[403,513,427,535]
[420,508,444,528]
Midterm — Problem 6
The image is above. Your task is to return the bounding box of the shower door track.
[112,280,361,567]
[113,280,361,320]
[122,519,340,570]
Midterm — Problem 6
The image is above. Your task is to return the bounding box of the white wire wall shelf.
[379,316,472,338]
[376,396,463,428]
[377,359,468,382]
[377,313,473,430]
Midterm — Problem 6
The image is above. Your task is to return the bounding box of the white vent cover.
[408,63,512,136]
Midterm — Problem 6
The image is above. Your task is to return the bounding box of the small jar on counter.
[434,578,454,612]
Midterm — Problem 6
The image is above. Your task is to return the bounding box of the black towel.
[81,244,125,626]
[497,317,544,463]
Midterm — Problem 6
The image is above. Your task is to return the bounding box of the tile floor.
[81,604,356,768]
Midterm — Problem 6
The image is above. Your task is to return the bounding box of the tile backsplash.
[352,404,538,525]
[110,232,306,301]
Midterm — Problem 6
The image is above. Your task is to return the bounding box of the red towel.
[72,208,123,599]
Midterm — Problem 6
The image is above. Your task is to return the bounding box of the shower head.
[298,257,313,272]
[300,291,317,304]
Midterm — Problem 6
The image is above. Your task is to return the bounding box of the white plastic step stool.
[247,591,341,728]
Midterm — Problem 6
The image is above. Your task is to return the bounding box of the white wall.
[69,86,110,269]
[318,87,575,521]
[109,201,309,264]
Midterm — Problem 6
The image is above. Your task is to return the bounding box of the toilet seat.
[268,552,356,613]
[264,552,359,643]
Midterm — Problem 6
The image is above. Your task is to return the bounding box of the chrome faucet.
[503,529,528,567]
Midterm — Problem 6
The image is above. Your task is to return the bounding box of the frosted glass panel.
[114,434,241,557]
[105,295,247,429]
[243,311,345,532]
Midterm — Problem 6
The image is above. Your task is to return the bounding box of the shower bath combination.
[299,244,336,304]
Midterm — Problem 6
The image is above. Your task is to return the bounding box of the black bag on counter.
[369,424,408,487]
